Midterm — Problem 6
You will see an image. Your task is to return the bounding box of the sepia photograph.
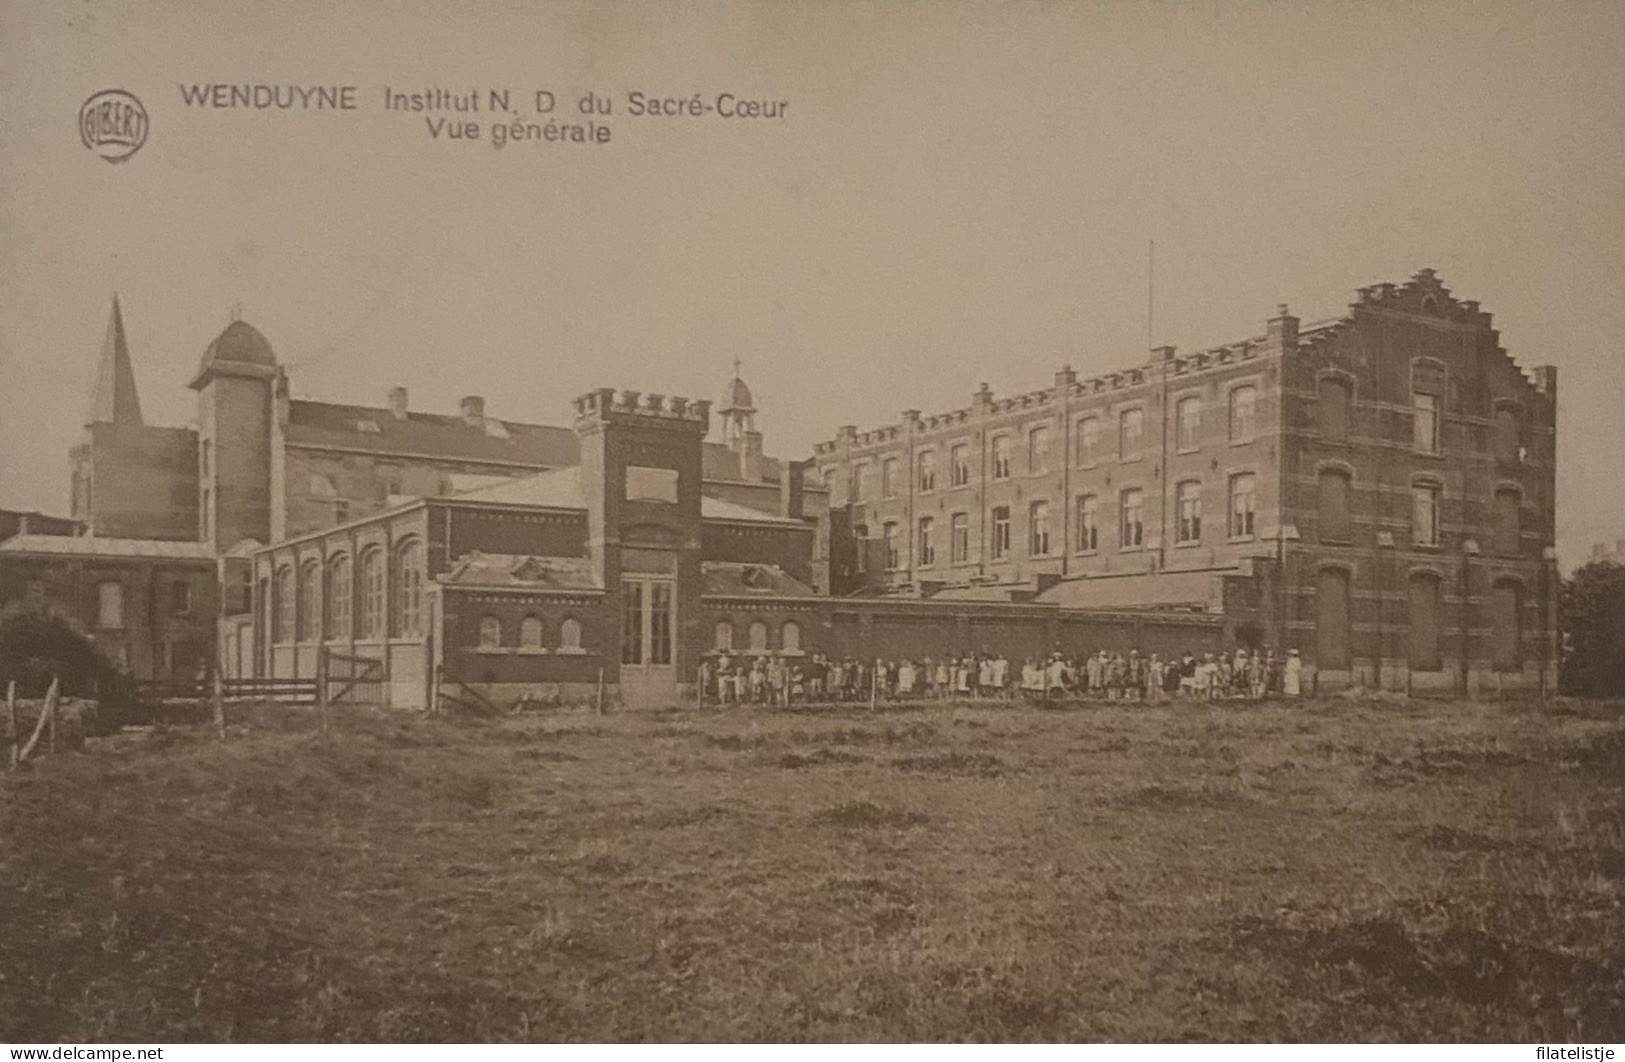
[0,0,1621,1047]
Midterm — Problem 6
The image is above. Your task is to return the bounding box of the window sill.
[1119,456,1145,465]
[1074,548,1099,557]
[1227,437,1257,448]
[1119,545,1145,553]
[1173,540,1203,549]
[1226,535,1257,544]
[1175,447,1200,456]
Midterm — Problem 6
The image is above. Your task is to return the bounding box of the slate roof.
[701,562,815,597]
[439,552,600,591]
[284,400,581,468]
[0,534,216,561]
[451,467,809,526]
[1032,569,1228,611]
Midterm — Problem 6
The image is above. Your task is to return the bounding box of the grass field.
[1,695,1620,1042]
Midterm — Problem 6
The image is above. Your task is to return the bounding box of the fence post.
[213,668,226,740]
[318,645,331,734]
[17,677,59,766]
[5,681,17,770]
[596,667,605,715]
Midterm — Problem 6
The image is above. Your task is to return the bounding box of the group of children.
[696,645,1304,706]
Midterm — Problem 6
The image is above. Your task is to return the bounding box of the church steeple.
[87,295,143,426]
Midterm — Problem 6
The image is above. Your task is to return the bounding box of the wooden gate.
[324,651,384,705]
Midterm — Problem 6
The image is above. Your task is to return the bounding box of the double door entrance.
[620,573,676,708]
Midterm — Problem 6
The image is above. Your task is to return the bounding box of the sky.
[0,0,1621,566]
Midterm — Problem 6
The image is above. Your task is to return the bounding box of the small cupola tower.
[716,359,757,445]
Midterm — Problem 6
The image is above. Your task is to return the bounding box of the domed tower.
[716,361,765,480]
[190,317,279,550]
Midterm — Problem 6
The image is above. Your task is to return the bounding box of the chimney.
[738,430,765,482]
[460,395,485,427]
[781,459,807,520]
[1266,304,1299,352]
[388,386,409,419]
[18,513,29,535]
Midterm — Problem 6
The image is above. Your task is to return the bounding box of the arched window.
[991,434,1011,479]
[1408,572,1442,671]
[359,549,384,639]
[392,539,423,637]
[1494,488,1522,556]
[1316,567,1351,669]
[519,616,544,649]
[559,617,583,652]
[325,554,352,639]
[781,620,802,653]
[1176,480,1202,543]
[1494,406,1522,463]
[1318,468,1352,542]
[748,621,768,651]
[479,616,503,648]
[296,559,320,642]
[1229,385,1258,442]
[1318,377,1352,442]
[274,565,295,644]
[1175,396,1201,451]
[714,619,734,651]
[1491,580,1522,671]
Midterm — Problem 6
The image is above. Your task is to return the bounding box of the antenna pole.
[1147,239,1155,351]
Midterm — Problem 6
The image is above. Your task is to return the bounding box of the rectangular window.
[1076,494,1098,552]
[621,580,644,665]
[649,582,674,666]
[1120,488,1144,549]
[1176,480,1202,543]
[917,450,936,493]
[1414,392,1439,453]
[625,465,679,503]
[992,435,1011,479]
[1176,396,1201,451]
[1318,470,1351,542]
[991,506,1011,559]
[172,579,192,616]
[97,581,124,629]
[1229,385,1257,442]
[1413,484,1441,546]
[917,516,935,567]
[1228,473,1256,539]
[883,522,900,569]
[852,461,868,502]
[1119,408,1144,460]
[882,457,900,499]
[1028,425,1050,473]
[950,443,971,487]
[1029,500,1051,556]
[1075,416,1100,465]
[950,512,969,563]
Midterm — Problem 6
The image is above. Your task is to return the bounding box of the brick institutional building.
[0,269,1559,705]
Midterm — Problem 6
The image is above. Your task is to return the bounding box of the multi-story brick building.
[814,270,1558,693]
[2,268,1560,699]
[8,298,826,683]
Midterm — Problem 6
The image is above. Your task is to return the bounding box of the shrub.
[0,605,137,732]
[1560,562,1625,698]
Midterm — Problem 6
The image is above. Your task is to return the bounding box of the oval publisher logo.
[79,89,148,163]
